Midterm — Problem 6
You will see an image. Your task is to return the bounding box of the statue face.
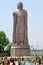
[17,2,23,10]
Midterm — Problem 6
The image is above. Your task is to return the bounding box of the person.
[14,58,18,65]
[10,58,13,65]
[1,61,5,65]
[19,62,20,65]
[6,60,10,65]
[4,57,7,64]
[12,61,15,65]
[19,58,25,65]
[36,62,39,65]
[38,59,41,65]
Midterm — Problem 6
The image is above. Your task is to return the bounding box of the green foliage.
[0,31,9,52]
[7,44,11,50]
[7,43,12,56]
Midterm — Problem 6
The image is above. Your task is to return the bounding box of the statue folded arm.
[13,13,17,43]
[24,10,28,44]
[24,10,27,28]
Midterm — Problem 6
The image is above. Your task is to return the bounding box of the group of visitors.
[0,57,25,65]
[35,59,43,65]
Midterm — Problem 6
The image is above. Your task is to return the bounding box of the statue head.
[17,2,23,10]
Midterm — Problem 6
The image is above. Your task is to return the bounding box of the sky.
[0,0,43,49]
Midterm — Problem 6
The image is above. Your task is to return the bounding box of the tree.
[7,44,11,56]
[6,43,12,56]
[0,31,9,52]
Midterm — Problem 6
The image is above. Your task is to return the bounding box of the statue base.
[10,44,31,57]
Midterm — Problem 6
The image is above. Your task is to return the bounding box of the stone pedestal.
[11,44,30,57]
